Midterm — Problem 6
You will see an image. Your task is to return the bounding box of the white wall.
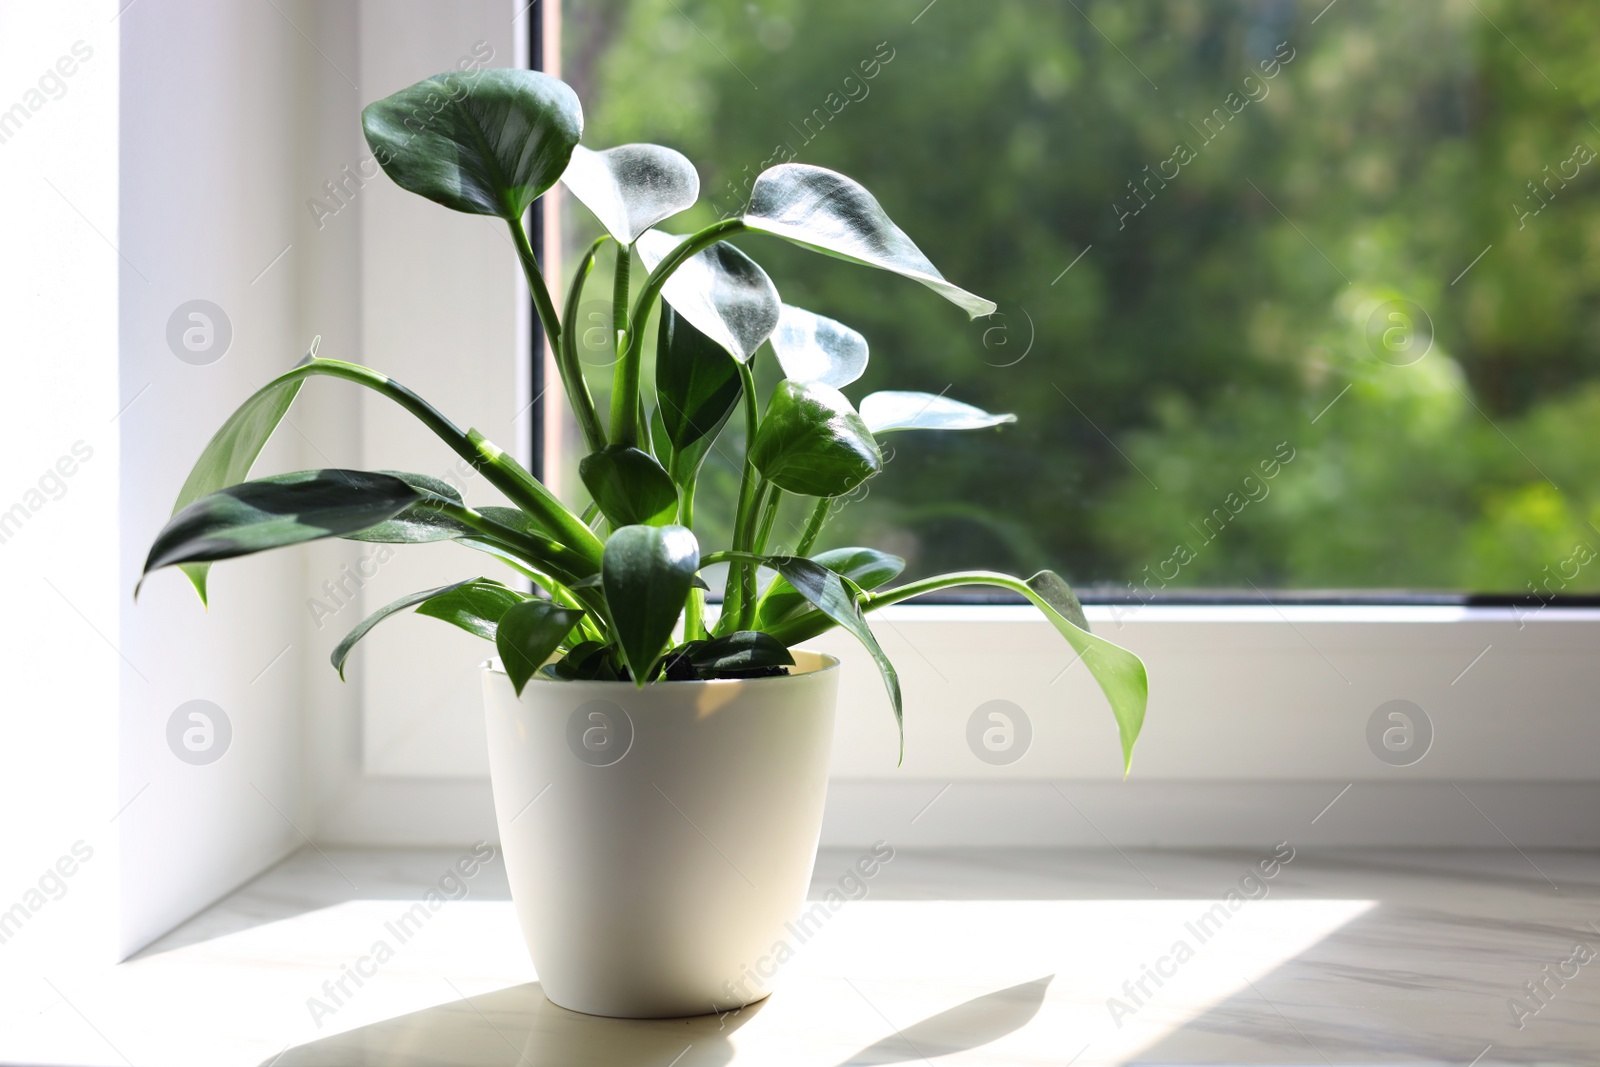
[115,0,317,956]
[0,0,123,978]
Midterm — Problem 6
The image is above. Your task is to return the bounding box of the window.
[558,0,1600,606]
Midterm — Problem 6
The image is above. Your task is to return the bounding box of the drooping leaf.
[497,600,586,694]
[755,547,905,628]
[602,524,700,685]
[655,303,743,459]
[361,68,582,219]
[1024,570,1091,633]
[330,578,475,678]
[769,304,869,388]
[769,555,902,758]
[1016,571,1145,774]
[636,230,780,363]
[688,630,795,676]
[413,577,526,641]
[579,445,679,527]
[142,470,420,583]
[167,352,314,602]
[743,164,997,318]
[559,143,699,245]
[344,471,469,543]
[860,391,1017,435]
[749,380,881,497]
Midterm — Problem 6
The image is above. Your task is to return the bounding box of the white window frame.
[311,1,1600,852]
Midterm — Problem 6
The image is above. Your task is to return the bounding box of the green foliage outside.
[563,0,1600,596]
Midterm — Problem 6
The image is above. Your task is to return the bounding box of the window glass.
[563,0,1600,598]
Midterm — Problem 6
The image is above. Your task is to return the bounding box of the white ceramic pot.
[481,650,839,1019]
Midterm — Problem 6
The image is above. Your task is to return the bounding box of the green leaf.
[743,164,996,318]
[330,578,475,679]
[749,380,882,497]
[545,641,621,681]
[756,547,905,628]
[413,577,526,641]
[859,391,1017,435]
[560,143,699,245]
[497,600,586,694]
[655,303,743,458]
[579,445,679,527]
[361,68,581,219]
[769,555,902,759]
[769,304,868,388]
[166,352,314,602]
[602,524,700,685]
[142,470,420,582]
[1019,571,1144,775]
[688,630,795,675]
[344,470,469,543]
[1024,570,1091,633]
[636,230,781,362]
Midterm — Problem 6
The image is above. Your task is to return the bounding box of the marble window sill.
[8,847,1599,1065]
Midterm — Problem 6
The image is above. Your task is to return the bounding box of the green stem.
[794,497,830,557]
[679,470,705,641]
[270,358,602,568]
[753,486,782,555]
[612,242,631,360]
[421,499,593,589]
[610,218,747,446]
[508,215,569,394]
[738,482,774,629]
[720,357,763,630]
[765,570,1030,646]
[559,236,610,453]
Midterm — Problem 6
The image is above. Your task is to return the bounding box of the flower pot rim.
[481,649,839,686]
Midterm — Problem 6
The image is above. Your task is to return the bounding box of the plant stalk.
[763,570,1032,646]
[610,218,747,447]
[794,497,831,557]
[679,470,705,641]
[271,358,603,567]
[720,356,763,630]
[612,242,631,361]
[559,236,610,453]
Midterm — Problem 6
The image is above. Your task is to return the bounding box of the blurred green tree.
[561,0,1600,595]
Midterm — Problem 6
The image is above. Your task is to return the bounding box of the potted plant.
[139,68,1148,1019]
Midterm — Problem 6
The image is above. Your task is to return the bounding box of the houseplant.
[140,68,1148,1017]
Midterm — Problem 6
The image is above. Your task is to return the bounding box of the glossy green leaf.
[743,164,997,318]
[361,68,581,219]
[656,303,743,458]
[330,578,475,679]
[770,555,902,758]
[749,380,882,497]
[166,352,314,602]
[859,391,1017,435]
[143,470,420,581]
[636,230,780,363]
[1018,571,1144,774]
[756,547,905,628]
[602,524,699,685]
[545,641,621,682]
[497,600,586,694]
[344,471,468,543]
[688,630,795,675]
[560,143,699,245]
[579,445,679,527]
[413,577,526,641]
[769,304,868,388]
